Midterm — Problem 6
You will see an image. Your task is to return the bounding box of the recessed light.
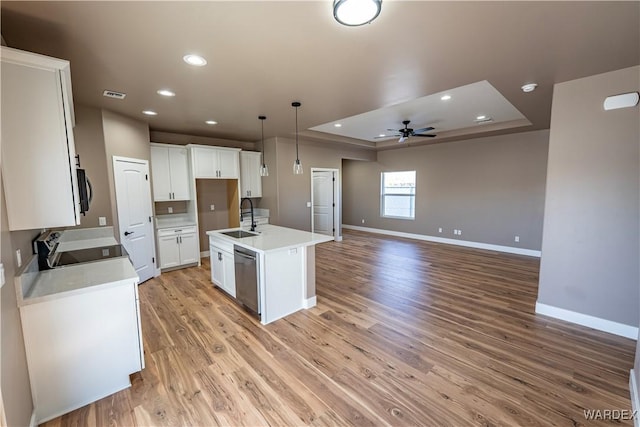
[183,54,207,66]
[142,110,158,116]
[157,89,175,97]
[379,134,386,137]
[476,115,486,120]
[334,123,342,127]
[440,94,452,101]
[521,83,538,93]
[205,120,217,125]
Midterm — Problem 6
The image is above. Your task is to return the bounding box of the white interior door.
[113,157,155,283]
[312,170,335,236]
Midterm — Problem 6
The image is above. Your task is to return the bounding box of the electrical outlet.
[99,216,107,226]
[168,207,173,214]
[438,227,442,233]
[515,235,520,242]
[16,249,22,268]
[210,204,215,211]
[306,202,312,208]
[361,219,365,224]
[459,230,462,236]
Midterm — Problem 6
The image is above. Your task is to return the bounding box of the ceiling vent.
[103,90,126,100]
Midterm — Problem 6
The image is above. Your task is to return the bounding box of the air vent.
[103,90,126,100]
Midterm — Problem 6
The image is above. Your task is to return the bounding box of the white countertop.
[156,214,197,229]
[207,224,333,253]
[18,257,138,306]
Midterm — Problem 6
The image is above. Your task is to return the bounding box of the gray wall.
[259,137,375,233]
[73,105,112,228]
[1,175,34,427]
[343,130,549,250]
[537,66,639,327]
[102,109,152,240]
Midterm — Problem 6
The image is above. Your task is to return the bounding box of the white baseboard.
[630,370,640,427]
[342,224,541,257]
[200,250,210,258]
[29,410,37,427]
[303,296,317,309]
[535,302,638,339]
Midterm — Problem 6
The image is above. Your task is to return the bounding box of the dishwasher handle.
[234,250,256,261]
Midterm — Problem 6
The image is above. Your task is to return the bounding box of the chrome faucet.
[240,198,256,232]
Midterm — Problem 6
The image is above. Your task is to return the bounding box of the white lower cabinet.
[20,281,142,423]
[210,243,236,297]
[157,226,199,269]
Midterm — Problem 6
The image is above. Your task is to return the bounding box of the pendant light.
[258,115,269,177]
[292,101,303,175]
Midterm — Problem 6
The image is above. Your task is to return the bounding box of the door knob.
[124,231,134,236]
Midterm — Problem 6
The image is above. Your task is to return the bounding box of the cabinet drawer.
[209,239,233,254]
[157,226,197,237]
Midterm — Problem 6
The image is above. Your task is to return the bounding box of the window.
[381,171,416,219]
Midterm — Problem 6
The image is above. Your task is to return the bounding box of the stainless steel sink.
[221,230,258,239]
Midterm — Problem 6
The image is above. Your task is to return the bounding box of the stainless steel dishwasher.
[234,245,260,315]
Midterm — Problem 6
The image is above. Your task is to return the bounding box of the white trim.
[29,410,37,427]
[630,370,640,427]
[303,296,317,309]
[200,250,210,258]
[154,267,161,278]
[535,302,639,339]
[342,224,541,257]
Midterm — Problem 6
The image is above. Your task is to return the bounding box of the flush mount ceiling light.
[183,54,207,66]
[333,0,382,26]
[205,120,217,125]
[258,115,269,177]
[521,83,538,93]
[157,89,175,97]
[334,123,342,127]
[292,101,303,175]
[440,94,452,101]
[142,110,158,116]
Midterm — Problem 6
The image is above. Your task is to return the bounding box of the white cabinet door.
[158,235,181,269]
[192,147,217,178]
[168,147,190,200]
[222,250,236,297]
[210,245,225,287]
[240,151,262,198]
[150,146,172,201]
[1,47,80,231]
[218,149,239,179]
[151,145,191,201]
[179,233,199,265]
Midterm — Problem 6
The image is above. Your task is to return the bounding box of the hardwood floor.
[43,230,636,426]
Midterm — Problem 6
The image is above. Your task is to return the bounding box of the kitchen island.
[207,224,333,324]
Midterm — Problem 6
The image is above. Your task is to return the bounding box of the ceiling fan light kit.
[258,115,269,177]
[380,120,436,143]
[292,101,303,175]
[333,0,382,26]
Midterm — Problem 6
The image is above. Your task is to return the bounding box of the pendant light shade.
[333,0,382,27]
[292,101,303,175]
[258,115,269,177]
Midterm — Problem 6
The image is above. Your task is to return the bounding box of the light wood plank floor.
[43,230,636,426]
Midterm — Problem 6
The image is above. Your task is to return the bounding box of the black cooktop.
[54,245,128,267]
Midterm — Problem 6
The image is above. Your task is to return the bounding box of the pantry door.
[113,157,156,283]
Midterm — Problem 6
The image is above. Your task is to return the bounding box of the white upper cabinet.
[1,47,80,231]
[240,151,263,198]
[189,145,240,179]
[150,144,190,201]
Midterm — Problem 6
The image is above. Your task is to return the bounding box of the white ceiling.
[1,1,638,150]
[310,80,530,147]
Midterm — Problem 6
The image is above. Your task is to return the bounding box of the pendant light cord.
[261,119,265,165]
[295,105,299,161]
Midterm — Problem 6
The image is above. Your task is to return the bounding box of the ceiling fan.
[377,120,436,143]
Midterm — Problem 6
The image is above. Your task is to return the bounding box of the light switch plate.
[306,202,311,208]
[99,216,107,226]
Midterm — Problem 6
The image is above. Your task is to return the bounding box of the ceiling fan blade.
[414,134,437,138]
[386,128,400,132]
[413,127,435,134]
[374,134,401,139]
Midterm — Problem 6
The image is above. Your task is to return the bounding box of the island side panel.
[262,246,304,324]
[304,245,316,308]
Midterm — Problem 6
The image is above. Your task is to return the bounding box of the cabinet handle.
[218,252,222,261]
[179,236,182,243]
[176,237,179,244]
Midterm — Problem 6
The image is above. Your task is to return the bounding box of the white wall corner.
[630,370,640,427]
[342,224,541,257]
[29,410,37,427]
[535,302,639,340]
[303,296,317,309]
